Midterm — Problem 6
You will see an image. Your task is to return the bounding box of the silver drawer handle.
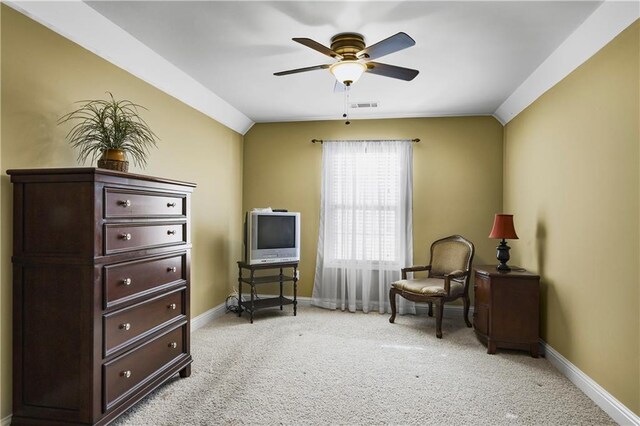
[121,370,132,378]
[118,200,131,207]
[119,323,131,331]
[168,267,177,273]
[168,303,177,310]
[167,230,176,235]
[120,233,132,241]
[168,342,178,349]
[122,278,132,286]
[167,202,176,208]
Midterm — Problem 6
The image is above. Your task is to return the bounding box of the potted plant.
[59,92,158,172]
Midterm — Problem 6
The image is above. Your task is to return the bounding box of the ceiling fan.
[274,32,419,87]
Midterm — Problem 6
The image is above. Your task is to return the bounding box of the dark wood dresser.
[473,265,540,357]
[8,168,196,425]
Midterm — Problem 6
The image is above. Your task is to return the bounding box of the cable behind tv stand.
[236,261,298,323]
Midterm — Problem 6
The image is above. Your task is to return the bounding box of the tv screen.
[257,215,296,249]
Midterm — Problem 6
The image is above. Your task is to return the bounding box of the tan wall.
[0,6,244,418]
[504,21,640,414]
[243,117,504,299]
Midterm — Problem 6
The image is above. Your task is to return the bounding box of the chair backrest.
[428,235,475,280]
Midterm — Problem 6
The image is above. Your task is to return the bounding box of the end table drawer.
[473,304,489,335]
[474,275,489,305]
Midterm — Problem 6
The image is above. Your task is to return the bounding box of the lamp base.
[496,239,511,272]
[496,263,511,272]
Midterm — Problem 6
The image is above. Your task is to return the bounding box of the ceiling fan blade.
[357,32,415,60]
[274,64,330,76]
[366,62,419,81]
[293,38,343,59]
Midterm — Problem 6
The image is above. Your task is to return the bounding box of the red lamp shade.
[488,214,519,240]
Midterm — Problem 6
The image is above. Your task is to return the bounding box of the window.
[326,148,402,265]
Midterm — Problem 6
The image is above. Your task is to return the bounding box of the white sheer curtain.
[312,140,415,314]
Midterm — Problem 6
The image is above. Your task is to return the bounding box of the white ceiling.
[84,1,603,124]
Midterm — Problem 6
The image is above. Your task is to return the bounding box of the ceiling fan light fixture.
[330,61,367,85]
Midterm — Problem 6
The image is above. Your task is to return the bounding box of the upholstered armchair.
[389,235,475,338]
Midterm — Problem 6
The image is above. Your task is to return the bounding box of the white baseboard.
[244,294,473,316]
[295,296,312,307]
[1,415,11,426]
[541,340,639,425]
[297,295,473,316]
[192,295,472,331]
[190,302,226,332]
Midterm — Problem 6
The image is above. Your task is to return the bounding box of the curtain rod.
[311,138,420,144]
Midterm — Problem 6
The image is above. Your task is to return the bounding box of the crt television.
[244,211,301,265]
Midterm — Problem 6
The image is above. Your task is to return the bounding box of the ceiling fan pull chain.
[343,84,351,125]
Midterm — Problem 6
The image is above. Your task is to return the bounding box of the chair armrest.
[401,265,431,279]
[444,269,467,279]
[443,270,469,294]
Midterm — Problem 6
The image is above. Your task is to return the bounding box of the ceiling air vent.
[349,101,379,109]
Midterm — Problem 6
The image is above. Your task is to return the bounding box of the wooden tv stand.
[237,261,298,323]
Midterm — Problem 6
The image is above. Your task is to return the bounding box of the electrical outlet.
[295,270,300,280]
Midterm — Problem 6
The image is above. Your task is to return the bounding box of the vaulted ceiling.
[86,1,600,123]
[8,1,639,133]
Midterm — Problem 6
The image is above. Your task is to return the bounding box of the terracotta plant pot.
[97,149,129,172]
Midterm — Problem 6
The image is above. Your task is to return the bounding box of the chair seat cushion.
[392,277,464,296]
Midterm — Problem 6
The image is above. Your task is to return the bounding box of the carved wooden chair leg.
[463,294,472,327]
[427,302,433,317]
[389,287,398,323]
[435,300,444,338]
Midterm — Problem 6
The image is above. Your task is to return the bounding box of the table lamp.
[489,214,519,272]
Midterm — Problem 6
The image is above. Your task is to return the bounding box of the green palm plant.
[59,92,158,169]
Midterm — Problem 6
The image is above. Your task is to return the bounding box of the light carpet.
[113,306,613,425]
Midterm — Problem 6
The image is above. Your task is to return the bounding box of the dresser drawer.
[104,253,185,308]
[104,290,184,356]
[103,325,186,411]
[105,189,185,219]
[104,223,185,254]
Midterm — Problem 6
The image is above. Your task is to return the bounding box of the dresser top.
[7,167,196,188]
[474,265,540,278]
